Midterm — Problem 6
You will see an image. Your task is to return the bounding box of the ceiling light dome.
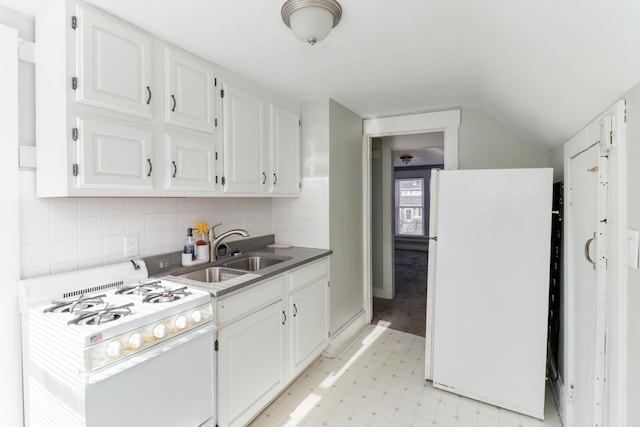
[281,0,342,46]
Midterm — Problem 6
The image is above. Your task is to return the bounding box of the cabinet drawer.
[217,274,285,326]
[288,258,329,292]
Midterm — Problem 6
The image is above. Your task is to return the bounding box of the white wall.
[459,107,550,169]
[624,80,640,427]
[549,145,564,182]
[328,99,364,333]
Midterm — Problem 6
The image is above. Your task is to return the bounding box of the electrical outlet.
[124,236,138,257]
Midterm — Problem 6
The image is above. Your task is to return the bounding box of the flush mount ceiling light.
[281,0,342,46]
[400,154,414,165]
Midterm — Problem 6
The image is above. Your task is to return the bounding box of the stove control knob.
[191,310,203,323]
[128,333,144,349]
[106,340,123,358]
[175,315,188,330]
[153,323,167,339]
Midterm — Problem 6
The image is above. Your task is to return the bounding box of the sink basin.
[221,256,284,272]
[177,267,247,283]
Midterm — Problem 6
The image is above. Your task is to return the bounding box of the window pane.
[396,178,424,236]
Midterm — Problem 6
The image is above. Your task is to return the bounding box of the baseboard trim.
[323,309,368,358]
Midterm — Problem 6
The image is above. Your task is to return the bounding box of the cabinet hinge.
[215,176,218,184]
[214,78,217,87]
[71,16,77,30]
[214,340,218,351]
[71,77,77,90]
[72,163,78,176]
[215,152,218,161]
[220,89,224,98]
[299,120,301,127]
[215,118,218,127]
[71,128,78,141]
[221,176,226,185]
[299,182,302,190]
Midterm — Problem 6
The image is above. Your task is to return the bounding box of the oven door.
[85,324,215,427]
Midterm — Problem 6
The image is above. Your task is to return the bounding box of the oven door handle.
[85,322,214,385]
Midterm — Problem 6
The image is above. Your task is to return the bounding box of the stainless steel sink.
[221,256,284,272]
[177,266,247,283]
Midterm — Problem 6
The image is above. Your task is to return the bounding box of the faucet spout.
[209,224,250,260]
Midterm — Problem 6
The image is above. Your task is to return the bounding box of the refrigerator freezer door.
[429,168,552,419]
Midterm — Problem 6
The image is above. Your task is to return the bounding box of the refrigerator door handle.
[584,233,596,270]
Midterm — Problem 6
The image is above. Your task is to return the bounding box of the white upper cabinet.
[75,4,153,118]
[165,131,217,191]
[222,83,266,193]
[76,116,154,190]
[269,104,301,195]
[164,48,217,133]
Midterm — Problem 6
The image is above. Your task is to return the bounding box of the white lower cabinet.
[217,299,287,427]
[215,258,330,427]
[289,277,329,377]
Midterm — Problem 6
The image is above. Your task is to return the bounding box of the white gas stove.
[19,260,215,427]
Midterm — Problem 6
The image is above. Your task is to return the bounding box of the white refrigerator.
[425,168,553,419]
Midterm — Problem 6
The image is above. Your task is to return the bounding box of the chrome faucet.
[209,223,250,260]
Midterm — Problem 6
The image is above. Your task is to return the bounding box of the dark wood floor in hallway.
[371,249,428,337]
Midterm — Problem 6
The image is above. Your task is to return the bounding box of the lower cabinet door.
[217,300,287,427]
[290,279,329,377]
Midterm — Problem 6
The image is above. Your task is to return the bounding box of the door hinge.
[220,89,224,98]
[71,128,78,141]
[71,16,77,30]
[214,340,218,351]
[215,118,218,127]
[221,176,226,185]
[71,77,77,90]
[72,163,78,176]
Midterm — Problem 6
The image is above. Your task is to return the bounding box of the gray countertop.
[148,245,332,297]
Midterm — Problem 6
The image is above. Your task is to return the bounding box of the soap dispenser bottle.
[184,228,196,263]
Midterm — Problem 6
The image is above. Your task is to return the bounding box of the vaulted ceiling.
[5,0,640,151]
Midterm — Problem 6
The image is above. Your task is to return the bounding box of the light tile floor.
[249,323,563,427]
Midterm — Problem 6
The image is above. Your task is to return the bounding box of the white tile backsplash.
[18,171,274,278]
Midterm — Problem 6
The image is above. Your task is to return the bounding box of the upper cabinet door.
[269,104,300,195]
[223,83,265,193]
[75,4,153,118]
[165,131,216,191]
[76,116,154,190]
[164,48,217,134]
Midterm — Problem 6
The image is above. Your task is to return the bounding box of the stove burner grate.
[143,286,191,304]
[67,302,134,326]
[44,294,107,314]
[115,280,163,296]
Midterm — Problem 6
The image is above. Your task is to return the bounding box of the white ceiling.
[5,0,640,150]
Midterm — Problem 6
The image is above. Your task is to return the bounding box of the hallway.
[371,249,428,337]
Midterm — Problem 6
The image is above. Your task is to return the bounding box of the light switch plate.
[627,229,639,269]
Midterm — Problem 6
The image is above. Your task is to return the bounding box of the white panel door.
[222,84,265,193]
[569,143,600,427]
[269,104,300,194]
[165,131,216,191]
[164,48,216,133]
[76,4,152,118]
[430,168,552,419]
[217,301,286,427]
[76,116,154,190]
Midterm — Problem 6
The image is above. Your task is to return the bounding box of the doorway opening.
[370,135,444,337]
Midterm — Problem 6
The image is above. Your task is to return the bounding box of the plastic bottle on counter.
[184,228,196,262]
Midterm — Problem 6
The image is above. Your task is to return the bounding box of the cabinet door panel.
[165,131,216,191]
[77,117,154,190]
[164,48,216,133]
[290,279,329,376]
[223,84,265,193]
[76,5,152,118]
[270,104,300,194]
[218,301,286,427]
